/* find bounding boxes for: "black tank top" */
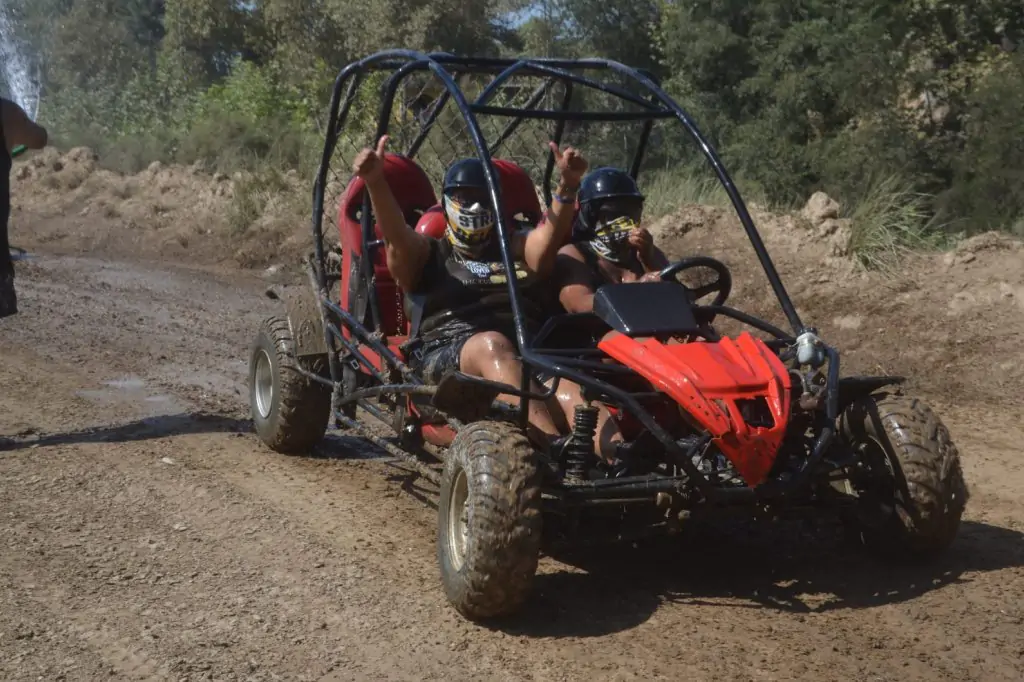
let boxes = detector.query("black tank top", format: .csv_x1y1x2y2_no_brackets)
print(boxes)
404,238,547,344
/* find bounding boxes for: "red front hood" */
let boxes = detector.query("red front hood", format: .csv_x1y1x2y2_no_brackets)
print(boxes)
599,331,792,487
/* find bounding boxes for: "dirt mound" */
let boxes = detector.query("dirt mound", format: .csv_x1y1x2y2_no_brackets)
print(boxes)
649,195,1024,407
9,147,309,269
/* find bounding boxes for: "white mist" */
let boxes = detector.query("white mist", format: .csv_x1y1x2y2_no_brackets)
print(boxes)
0,1,40,120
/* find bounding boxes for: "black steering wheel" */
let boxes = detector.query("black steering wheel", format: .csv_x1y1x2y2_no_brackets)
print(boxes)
657,256,733,308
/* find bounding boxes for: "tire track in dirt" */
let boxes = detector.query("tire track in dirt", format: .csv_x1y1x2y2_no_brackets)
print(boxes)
0,344,644,680
4,344,1023,682
0,556,175,681
3,249,1024,681
1,439,408,680
0,359,626,680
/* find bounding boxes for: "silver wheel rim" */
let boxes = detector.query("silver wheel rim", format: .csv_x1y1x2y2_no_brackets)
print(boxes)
447,468,470,571
254,349,275,419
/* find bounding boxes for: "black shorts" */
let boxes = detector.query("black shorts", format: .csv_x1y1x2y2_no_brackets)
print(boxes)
412,329,476,385
0,269,16,319
409,326,555,388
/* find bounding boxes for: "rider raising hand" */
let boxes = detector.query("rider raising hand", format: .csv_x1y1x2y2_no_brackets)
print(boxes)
350,137,588,446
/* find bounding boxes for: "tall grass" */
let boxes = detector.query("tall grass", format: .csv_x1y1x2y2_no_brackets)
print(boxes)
845,174,950,272
640,166,768,219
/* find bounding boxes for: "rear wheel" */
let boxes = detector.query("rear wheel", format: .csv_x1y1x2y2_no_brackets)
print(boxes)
839,393,968,560
249,315,331,454
437,421,543,620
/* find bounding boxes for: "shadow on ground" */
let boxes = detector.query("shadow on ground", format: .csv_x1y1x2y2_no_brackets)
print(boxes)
0,412,251,451
327,444,1024,641
0,412,393,457
492,518,1024,639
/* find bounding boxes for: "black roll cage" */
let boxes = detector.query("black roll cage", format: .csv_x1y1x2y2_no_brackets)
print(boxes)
308,50,849,500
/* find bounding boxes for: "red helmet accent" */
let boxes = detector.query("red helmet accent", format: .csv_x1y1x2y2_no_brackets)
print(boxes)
491,158,542,225
415,205,448,239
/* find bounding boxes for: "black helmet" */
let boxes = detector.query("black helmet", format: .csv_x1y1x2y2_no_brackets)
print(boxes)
441,158,496,258
578,166,643,206
443,157,488,194
575,167,645,237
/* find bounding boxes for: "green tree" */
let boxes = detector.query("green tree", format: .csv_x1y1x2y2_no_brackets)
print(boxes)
657,1,919,202
160,0,253,86
560,0,662,73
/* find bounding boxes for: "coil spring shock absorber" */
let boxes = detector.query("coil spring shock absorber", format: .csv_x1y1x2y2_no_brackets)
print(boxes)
564,403,598,482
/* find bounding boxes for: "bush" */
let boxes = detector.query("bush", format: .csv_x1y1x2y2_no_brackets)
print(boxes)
934,55,1024,236
175,109,318,176
41,57,324,180
228,168,292,235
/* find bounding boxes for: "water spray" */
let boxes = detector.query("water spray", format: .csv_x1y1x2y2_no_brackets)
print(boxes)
0,1,42,160
0,1,41,269
0,0,42,124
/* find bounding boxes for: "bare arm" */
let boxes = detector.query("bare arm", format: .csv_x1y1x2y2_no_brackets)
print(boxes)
555,244,599,314
364,174,431,291
522,142,588,278
352,136,431,292
1,99,47,151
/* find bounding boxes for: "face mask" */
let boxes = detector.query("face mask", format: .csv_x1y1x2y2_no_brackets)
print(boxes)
588,215,637,264
443,194,494,257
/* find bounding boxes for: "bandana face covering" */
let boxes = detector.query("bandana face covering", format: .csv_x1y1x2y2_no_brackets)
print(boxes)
443,194,494,258
588,214,637,264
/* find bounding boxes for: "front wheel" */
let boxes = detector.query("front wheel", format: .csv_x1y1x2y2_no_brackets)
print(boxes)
437,421,543,620
249,315,332,454
839,393,969,560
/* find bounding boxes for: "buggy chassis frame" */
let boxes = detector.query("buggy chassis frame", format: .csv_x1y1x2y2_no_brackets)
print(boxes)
299,49,888,507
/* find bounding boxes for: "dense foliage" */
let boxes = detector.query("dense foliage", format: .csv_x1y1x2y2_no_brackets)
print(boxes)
1,0,1021,236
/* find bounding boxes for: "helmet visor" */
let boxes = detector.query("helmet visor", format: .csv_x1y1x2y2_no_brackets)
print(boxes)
593,196,643,225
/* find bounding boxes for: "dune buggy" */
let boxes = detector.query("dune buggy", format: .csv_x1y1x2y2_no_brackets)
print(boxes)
246,50,968,621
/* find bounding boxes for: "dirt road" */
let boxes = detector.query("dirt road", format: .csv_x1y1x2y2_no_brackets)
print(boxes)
2,246,1023,681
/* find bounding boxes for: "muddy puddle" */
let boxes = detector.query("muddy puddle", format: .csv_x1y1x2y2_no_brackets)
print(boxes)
76,374,188,418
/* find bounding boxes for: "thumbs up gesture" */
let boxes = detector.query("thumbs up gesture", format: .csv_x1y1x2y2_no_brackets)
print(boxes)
352,135,390,182
548,141,588,187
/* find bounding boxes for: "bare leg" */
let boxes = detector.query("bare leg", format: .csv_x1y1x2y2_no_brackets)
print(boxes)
458,331,562,438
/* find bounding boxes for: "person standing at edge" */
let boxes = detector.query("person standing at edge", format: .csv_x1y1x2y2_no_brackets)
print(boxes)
1,97,49,319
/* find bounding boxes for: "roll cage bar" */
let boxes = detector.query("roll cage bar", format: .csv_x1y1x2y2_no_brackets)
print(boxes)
310,50,826,485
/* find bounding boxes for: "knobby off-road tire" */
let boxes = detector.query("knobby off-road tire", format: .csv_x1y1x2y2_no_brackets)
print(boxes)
249,315,331,455
839,393,969,561
437,421,544,620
